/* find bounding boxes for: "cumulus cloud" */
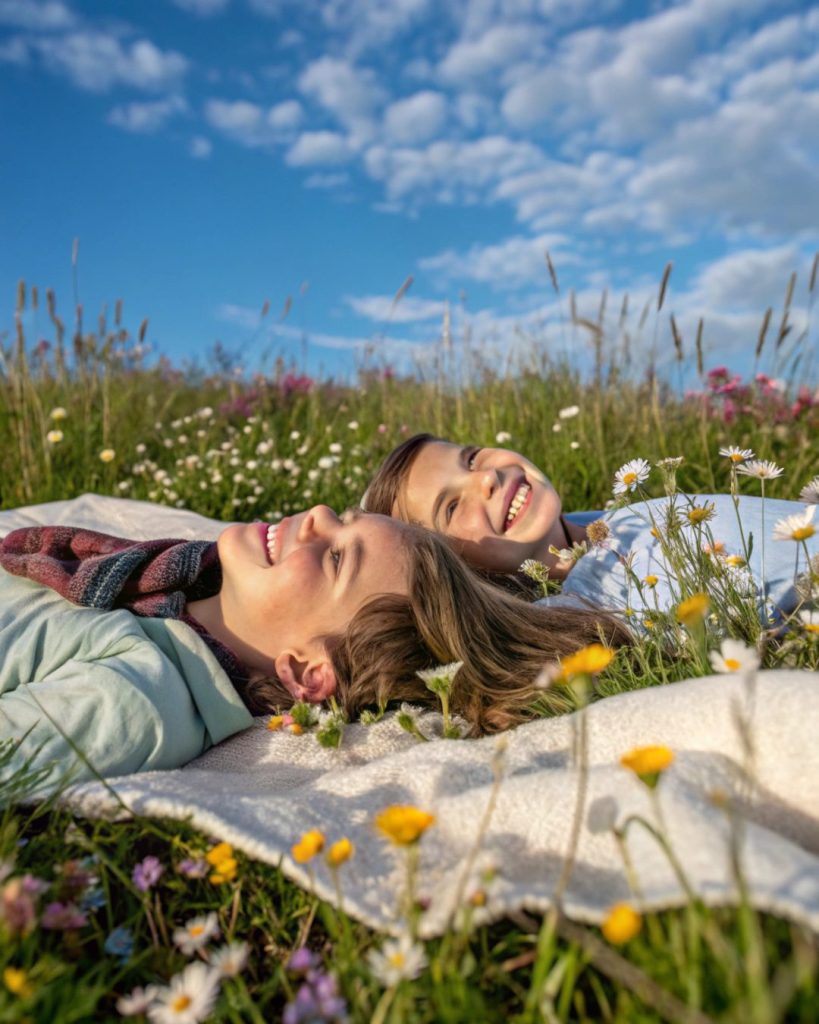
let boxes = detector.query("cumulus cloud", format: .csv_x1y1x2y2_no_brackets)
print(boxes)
268,98,303,128
345,294,446,323
0,0,74,30
170,0,230,14
439,23,540,84
297,56,384,144
383,91,447,144
286,130,352,166
420,233,573,289
190,135,213,158
34,31,188,91
304,171,349,188
108,95,187,133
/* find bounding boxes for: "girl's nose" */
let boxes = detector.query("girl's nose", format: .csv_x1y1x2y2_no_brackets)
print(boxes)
297,505,341,542
479,468,500,500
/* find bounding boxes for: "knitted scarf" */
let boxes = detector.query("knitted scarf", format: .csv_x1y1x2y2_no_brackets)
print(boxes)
0,526,248,686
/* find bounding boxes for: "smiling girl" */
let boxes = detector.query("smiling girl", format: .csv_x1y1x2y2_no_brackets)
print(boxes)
0,502,627,794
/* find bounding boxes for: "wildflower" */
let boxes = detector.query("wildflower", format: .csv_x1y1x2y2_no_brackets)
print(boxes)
558,643,614,679
396,702,428,740
3,966,33,999
1,876,39,934
133,855,164,893
210,941,249,978
558,405,580,419
99,448,116,463
656,456,683,470
620,745,675,788
46,429,64,444
703,540,726,556
375,805,435,845
519,558,550,584
317,456,334,470
601,903,642,944
586,519,610,546
328,443,342,454
719,446,754,463
736,459,784,480
49,406,68,420
612,458,650,495
316,708,346,749
284,972,347,1024
799,476,819,504
416,660,463,696
41,901,88,930
643,575,658,588
552,423,562,432
117,984,159,1016
287,947,320,976
676,592,710,627
709,639,760,674
367,933,428,986
291,829,325,864
347,420,359,430
147,961,220,1024
725,554,746,567
548,540,588,565
177,858,209,879
799,610,819,635
206,842,237,884
686,502,716,525
495,430,512,443
326,838,354,868
173,912,220,956
570,441,580,450
772,505,816,542
105,925,135,962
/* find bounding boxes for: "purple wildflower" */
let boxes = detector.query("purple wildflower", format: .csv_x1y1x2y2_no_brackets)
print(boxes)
283,973,348,1024
287,947,320,976
41,901,88,930
177,858,209,879
132,855,164,893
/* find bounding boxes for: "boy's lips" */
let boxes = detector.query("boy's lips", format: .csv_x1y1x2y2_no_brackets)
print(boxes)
258,519,286,564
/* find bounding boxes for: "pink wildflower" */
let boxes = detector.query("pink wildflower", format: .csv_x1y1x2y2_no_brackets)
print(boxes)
41,901,88,930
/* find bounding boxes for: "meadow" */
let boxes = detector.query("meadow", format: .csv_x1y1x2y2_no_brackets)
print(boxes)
0,271,818,1023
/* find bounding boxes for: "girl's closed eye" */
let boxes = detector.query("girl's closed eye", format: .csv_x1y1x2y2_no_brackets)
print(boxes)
331,547,342,574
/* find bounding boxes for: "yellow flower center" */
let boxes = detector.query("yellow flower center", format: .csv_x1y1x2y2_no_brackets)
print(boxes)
388,953,405,968
172,995,192,1012
730,453,744,462
724,658,741,670
623,472,637,485
792,526,815,541
804,623,819,634
190,925,204,937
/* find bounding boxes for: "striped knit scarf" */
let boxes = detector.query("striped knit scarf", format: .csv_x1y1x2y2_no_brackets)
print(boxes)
0,525,247,686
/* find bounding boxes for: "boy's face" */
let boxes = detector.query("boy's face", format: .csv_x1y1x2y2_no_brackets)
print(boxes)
397,441,565,573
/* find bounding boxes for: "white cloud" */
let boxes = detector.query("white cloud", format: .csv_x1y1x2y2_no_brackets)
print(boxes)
0,0,74,30
345,294,446,323
420,232,573,289
365,135,544,201
171,0,230,14
205,99,268,145
439,23,540,83
304,171,349,188
108,95,187,133
683,244,806,311
268,99,302,128
319,0,429,55
34,31,188,92
286,130,352,166
190,135,213,158
0,35,28,63
297,56,384,142
383,91,446,144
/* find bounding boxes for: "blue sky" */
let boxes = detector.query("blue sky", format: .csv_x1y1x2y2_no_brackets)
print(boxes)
2,0,818,382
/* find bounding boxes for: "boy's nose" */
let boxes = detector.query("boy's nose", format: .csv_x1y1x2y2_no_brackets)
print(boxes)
297,505,341,542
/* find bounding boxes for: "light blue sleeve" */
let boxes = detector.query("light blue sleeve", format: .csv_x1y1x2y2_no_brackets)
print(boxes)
0,644,208,799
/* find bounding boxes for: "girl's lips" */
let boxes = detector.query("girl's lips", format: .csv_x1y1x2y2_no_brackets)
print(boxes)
501,478,533,533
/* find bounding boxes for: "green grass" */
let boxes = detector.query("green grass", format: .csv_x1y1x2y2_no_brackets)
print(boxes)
1,280,818,1022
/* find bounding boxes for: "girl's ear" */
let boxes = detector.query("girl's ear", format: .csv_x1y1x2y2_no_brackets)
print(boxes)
274,651,337,702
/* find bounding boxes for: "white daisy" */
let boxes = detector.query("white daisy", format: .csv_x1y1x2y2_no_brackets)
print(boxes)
736,459,784,480
612,458,651,495
210,942,249,978
172,912,220,956
799,476,819,504
147,963,220,1024
367,933,427,987
416,661,463,695
718,446,754,463
558,405,580,419
117,985,159,1017
772,505,816,542
799,610,819,635
709,639,760,674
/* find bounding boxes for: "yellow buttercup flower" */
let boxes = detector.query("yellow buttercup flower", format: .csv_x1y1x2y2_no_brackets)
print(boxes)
724,554,745,567
3,967,33,998
99,448,116,463
686,502,716,525
602,903,642,944
620,745,675,788
267,715,284,731
291,829,326,863
643,575,658,588
326,837,354,867
206,841,238,883
287,723,304,736
558,643,615,679
375,805,435,846
676,592,710,627
206,842,233,866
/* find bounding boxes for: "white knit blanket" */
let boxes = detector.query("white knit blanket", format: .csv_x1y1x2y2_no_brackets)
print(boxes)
3,496,818,936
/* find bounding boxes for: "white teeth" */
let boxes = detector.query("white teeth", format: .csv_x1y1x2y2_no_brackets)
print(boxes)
506,483,530,525
266,523,279,562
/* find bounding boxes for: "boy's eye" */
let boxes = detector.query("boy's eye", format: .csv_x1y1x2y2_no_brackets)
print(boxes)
331,547,342,574
445,498,459,524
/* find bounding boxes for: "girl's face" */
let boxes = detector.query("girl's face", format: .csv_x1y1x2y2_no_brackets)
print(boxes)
398,441,565,573
213,506,409,700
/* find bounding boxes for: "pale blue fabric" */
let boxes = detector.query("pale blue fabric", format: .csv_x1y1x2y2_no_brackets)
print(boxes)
543,494,817,622
0,568,253,797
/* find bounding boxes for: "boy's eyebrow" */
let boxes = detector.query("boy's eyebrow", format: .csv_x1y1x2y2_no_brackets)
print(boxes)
343,536,364,592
